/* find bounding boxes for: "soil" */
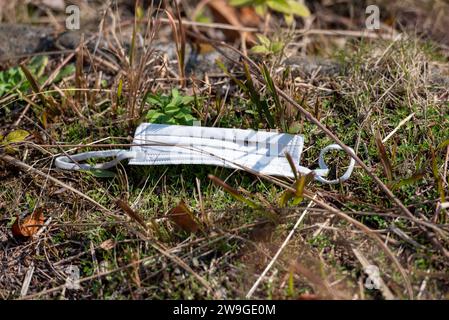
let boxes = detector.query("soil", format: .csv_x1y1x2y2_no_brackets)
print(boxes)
0,24,55,68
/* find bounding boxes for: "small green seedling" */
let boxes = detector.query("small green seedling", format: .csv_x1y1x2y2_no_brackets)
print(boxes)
251,34,284,56
145,88,198,125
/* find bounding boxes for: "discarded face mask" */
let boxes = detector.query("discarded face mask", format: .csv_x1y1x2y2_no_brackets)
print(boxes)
55,123,355,184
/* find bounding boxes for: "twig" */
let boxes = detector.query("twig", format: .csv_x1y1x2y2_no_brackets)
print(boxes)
382,112,415,143
352,248,395,300
304,191,414,299
417,270,430,300
116,199,147,229
153,18,401,40
443,145,449,188
21,235,215,300
191,32,448,258
246,198,315,298
0,154,110,213
20,263,35,298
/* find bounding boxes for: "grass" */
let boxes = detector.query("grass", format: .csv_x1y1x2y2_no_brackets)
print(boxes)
0,1,448,300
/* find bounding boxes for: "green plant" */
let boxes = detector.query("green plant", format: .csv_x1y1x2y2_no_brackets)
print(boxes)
0,129,29,153
216,60,275,129
0,56,47,97
145,89,198,125
251,34,284,55
0,56,74,98
230,0,310,23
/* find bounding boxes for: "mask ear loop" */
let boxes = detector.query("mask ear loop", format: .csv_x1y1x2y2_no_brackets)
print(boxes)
54,150,136,170
314,144,356,184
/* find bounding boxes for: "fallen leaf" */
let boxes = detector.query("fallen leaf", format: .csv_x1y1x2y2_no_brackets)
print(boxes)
168,201,200,233
239,6,261,27
2,129,29,145
207,0,255,43
297,293,320,300
100,239,116,251
12,209,45,238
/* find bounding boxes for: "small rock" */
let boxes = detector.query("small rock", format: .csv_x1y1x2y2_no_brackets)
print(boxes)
0,24,55,68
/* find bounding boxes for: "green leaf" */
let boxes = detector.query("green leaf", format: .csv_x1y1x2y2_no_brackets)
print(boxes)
291,195,304,205
288,121,301,134
146,95,162,106
146,110,166,122
229,0,254,6
261,62,285,131
284,13,294,25
164,105,181,115
279,171,314,207
171,88,179,98
3,129,29,145
251,45,270,54
174,112,187,119
256,34,271,47
117,78,123,99
287,0,310,17
280,190,294,207
53,64,76,83
390,171,426,191
179,106,193,114
176,114,196,125
270,41,284,54
145,89,196,125
438,138,449,149
181,95,194,104
266,0,291,14
242,62,274,128
254,4,268,16
167,95,183,109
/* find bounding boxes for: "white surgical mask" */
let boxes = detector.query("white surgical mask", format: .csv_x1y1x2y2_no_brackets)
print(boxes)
55,123,355,184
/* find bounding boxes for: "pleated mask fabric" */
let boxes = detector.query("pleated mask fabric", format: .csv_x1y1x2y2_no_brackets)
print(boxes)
54,123,355,184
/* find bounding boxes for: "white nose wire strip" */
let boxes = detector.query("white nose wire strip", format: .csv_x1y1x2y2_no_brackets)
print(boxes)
53,124,356,184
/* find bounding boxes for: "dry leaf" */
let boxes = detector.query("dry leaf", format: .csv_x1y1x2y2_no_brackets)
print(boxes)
168,201,200,233
239,6,261,27
207,0,255,43
375,130,393,181
297,293,320,300
12,209,45,238
100,239,116,251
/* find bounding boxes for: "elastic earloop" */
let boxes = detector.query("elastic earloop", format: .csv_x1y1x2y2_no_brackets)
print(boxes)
54,150,136,170
314,144,356,184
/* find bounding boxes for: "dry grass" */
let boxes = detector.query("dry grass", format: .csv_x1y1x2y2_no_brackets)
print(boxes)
0,0,448,300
